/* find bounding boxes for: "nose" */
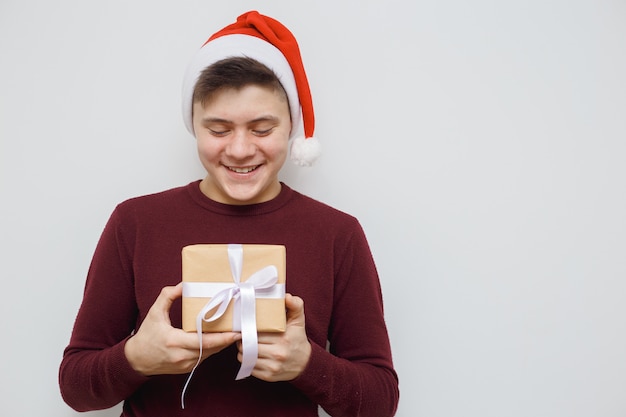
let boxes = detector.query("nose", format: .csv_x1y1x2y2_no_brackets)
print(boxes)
225,130,256,159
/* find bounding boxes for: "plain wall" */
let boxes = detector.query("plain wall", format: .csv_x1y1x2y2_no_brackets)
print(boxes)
1,1,625,416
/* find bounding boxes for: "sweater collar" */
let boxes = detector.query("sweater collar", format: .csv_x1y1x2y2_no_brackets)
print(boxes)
186,180,293,215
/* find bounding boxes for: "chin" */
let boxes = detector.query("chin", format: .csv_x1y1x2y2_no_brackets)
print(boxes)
216,173,280,204
224,185,266,205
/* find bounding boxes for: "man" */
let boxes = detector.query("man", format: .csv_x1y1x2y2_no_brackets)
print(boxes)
60,10,399,416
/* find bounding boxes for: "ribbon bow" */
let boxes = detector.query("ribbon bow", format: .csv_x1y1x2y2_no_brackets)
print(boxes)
181,244,279,408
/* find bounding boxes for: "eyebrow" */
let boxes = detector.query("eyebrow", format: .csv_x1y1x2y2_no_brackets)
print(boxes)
201,116,280,125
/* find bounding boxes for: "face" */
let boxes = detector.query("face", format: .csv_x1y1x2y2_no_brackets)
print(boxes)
192,84,291,205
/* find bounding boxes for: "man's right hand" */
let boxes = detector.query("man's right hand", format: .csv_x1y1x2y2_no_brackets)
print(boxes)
124,282,241,376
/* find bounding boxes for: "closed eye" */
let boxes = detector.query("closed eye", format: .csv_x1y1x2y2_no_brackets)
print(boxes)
252,128,274,137
208,128,230,137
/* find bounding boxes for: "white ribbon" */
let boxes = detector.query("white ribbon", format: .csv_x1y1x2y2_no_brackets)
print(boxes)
180,244,281,408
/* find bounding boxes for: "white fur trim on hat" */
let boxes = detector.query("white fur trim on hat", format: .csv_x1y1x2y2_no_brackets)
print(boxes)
182,35,302,139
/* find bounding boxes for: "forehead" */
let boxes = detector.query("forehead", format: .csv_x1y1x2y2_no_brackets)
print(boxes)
193,85,290,119
197,82,288,105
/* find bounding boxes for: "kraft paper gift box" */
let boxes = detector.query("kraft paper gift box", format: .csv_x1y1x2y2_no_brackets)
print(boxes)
181,244,286,333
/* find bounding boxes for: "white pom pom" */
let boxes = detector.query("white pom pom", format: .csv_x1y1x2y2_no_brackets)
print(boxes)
290,136,321,167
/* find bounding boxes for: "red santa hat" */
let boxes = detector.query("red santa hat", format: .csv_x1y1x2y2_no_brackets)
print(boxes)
182,10,321,166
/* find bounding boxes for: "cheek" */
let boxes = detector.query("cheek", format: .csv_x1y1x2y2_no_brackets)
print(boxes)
271,128,291,158
268,139,289,161
196,138,219,161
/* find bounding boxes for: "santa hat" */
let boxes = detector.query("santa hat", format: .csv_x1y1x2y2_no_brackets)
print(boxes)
182,10,320,166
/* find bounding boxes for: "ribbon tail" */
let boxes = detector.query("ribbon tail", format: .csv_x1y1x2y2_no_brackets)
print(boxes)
235,283,258,380
181,287,236,409
180,314,205,409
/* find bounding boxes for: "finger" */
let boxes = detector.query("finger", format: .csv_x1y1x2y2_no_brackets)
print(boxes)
152,283,183,314
179,331,241,351
201,332,241,360
285,293,305,323
255,331,280,345
202,331,241,348
144,283,183,327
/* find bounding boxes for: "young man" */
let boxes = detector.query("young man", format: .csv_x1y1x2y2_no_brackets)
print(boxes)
59,10,399,417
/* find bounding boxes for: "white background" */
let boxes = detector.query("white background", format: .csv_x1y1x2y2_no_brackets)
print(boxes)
1,1,625,416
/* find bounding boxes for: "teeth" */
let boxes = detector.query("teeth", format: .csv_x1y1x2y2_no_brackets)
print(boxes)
229,165,257,173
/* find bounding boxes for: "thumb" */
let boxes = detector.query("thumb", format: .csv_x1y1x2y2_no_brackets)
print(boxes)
285,293,305,325
150,282,183,323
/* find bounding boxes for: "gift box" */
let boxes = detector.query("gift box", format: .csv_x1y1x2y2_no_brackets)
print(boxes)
181,243,286,333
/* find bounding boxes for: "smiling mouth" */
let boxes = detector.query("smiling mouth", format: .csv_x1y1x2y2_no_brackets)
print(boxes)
227,165,260,174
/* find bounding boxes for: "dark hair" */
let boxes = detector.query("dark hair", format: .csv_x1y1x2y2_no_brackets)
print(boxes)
193,56,289,109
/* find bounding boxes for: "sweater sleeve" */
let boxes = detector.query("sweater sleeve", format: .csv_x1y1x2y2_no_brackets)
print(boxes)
59,206,149,411
290,221,400,417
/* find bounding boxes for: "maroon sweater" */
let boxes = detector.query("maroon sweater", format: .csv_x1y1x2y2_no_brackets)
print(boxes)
59,181,399,416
